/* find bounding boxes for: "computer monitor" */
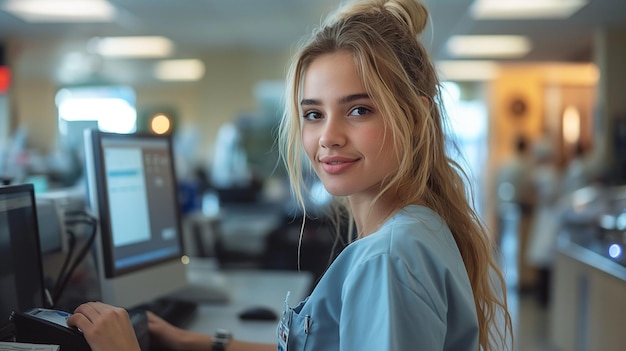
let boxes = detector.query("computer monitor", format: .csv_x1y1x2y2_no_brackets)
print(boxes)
0,183,46,331
83,129,188,308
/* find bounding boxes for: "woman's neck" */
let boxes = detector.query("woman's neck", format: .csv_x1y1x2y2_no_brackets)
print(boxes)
349,194,399,238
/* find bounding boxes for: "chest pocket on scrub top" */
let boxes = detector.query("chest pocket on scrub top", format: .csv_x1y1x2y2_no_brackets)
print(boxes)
277,296,311,351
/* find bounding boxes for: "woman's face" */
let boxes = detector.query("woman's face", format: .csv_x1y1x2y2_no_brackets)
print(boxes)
301,51,398,199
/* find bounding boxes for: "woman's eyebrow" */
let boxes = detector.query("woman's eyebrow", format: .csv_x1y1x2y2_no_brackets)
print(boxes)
300,93,370,106
338,93,369,104
300,98,319,106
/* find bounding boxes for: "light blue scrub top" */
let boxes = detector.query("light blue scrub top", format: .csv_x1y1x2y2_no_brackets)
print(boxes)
278,205,479,351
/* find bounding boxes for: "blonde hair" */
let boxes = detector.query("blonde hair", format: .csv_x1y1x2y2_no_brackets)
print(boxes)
278,0,512,349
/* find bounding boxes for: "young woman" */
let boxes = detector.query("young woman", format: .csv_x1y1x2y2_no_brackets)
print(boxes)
67,0,512,350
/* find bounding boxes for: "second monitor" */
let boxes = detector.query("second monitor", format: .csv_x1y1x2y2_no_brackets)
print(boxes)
83,129,228,309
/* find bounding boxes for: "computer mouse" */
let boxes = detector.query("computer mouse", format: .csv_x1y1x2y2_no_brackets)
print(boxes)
238,306,278,321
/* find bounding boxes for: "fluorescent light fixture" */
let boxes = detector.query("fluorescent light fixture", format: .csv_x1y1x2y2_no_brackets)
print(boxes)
88,36,174,58
2,0,116,22
472,0,588,19
446,35,531,59
436,60,499,81
154,59,205,81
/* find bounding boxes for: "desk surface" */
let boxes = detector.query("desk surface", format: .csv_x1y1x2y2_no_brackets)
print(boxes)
184,261,313,343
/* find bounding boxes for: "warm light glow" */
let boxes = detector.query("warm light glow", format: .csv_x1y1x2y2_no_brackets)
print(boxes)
436,60,499,81
154,59,205,81
447,35,531,58
562,105,581,145
150,114,172,135
472,0,588,19
2,0,116,22
88,36,174,58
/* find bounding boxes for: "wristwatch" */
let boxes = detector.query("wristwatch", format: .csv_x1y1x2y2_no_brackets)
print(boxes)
212,328,233,351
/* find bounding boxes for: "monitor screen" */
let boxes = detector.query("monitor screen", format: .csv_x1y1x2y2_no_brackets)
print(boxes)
83,130,188,308
0,183,46,329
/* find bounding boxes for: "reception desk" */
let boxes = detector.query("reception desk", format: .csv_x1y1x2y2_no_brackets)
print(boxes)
183,259,313,343
549,225,626,350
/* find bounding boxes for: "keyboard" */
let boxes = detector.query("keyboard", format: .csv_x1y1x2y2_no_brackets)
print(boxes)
127,309,150,351
130,297,198,328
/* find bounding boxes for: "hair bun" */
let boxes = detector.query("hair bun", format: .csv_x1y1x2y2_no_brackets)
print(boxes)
383,0,429,37
328,0,429,37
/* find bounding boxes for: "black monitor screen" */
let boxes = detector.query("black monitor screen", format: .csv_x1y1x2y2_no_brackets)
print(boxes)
0,184,45,328
86,131,184,278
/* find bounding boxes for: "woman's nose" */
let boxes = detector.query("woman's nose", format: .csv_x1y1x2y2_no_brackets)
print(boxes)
319,117,346,148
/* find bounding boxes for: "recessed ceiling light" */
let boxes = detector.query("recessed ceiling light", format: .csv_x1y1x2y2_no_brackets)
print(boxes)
154,59,205,81
436,60,499,81
446,35,531,59
2,0,116,22
472,0,588,19
88,36,174,58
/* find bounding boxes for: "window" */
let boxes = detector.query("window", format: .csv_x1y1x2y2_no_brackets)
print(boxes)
55,86,137,155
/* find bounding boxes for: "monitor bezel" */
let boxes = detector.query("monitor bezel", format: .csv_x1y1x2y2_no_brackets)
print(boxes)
85,130,186,279
0,183,46,314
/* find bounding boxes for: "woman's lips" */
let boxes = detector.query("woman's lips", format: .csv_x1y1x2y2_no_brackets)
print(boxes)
319,156,359,174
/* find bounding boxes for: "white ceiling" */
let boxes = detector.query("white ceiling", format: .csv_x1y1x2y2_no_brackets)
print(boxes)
0,0,625,84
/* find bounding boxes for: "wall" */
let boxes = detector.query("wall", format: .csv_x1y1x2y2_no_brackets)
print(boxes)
8,48,292,166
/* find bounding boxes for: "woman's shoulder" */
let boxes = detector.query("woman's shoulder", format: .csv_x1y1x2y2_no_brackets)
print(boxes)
348,205,458,264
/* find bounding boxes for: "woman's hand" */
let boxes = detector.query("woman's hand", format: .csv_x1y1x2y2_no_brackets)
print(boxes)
67,302,141,351
147,311,187,349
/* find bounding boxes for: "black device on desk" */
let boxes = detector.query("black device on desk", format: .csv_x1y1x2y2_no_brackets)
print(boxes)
11,308,89,350
11,307,150,351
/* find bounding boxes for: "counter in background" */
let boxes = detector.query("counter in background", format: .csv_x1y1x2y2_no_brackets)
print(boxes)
549,186,626,351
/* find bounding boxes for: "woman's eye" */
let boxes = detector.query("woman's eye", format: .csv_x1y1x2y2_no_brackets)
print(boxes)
303,111,322,120
350,106,371,116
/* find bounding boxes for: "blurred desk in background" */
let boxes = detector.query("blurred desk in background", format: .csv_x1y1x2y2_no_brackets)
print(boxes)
184,203,285,268
185,259,313,343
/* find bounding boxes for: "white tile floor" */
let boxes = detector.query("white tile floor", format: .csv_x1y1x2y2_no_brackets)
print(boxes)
499,206,557,351
509,289,555,351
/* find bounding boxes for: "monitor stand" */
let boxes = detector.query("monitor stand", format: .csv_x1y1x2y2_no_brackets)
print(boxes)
166,257,231,304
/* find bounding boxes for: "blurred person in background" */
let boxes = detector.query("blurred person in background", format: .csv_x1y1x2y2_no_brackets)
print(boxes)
495,135,534,246
526,138,561,306
561,143,589,196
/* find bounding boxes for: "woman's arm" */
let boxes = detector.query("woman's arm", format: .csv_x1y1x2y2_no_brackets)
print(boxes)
69,302,276,351
148,309,276,351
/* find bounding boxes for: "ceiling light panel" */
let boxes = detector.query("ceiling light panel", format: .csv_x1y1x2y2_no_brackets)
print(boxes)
436,60,499,81
2,0,116,22
154,59,205,81
471,0,588,19
446,35,532,59
88,36,174,58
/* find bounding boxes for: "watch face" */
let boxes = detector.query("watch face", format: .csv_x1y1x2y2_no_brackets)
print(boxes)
216,329,232,340
213,329,232,351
